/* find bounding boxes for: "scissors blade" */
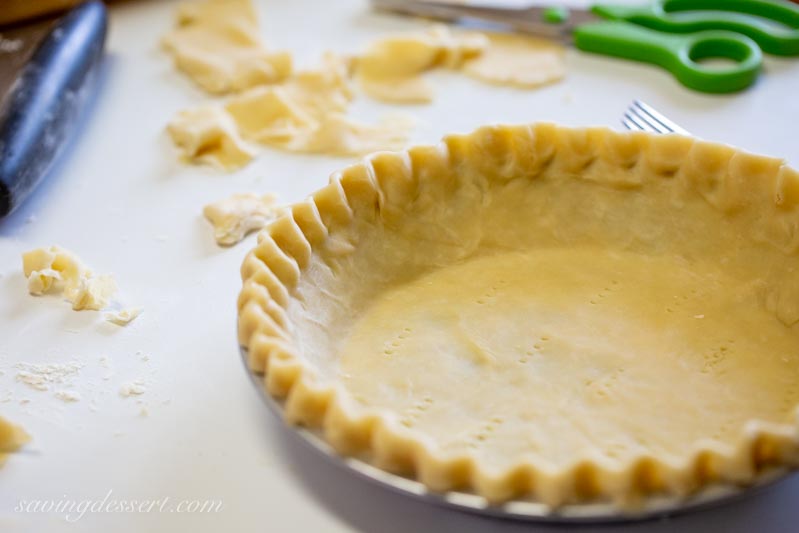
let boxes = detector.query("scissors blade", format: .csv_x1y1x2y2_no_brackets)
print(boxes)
370,0,602,43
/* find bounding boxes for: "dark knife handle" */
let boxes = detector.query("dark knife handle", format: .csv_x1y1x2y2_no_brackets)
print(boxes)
0,1,107,218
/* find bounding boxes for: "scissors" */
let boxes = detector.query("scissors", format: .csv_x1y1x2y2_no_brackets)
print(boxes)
371,0,799,93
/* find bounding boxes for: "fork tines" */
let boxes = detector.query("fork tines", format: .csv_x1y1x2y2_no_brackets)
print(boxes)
622,100,690,135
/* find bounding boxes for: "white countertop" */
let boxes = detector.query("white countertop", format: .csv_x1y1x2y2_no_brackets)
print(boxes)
2,1,799,531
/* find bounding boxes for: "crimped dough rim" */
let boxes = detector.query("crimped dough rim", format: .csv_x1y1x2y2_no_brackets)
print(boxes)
238,123,799,508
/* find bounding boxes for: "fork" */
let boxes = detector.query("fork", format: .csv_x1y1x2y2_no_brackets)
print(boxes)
621,100,690,135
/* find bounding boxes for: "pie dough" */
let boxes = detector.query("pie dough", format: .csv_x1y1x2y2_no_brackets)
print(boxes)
162,0,291,94
354,25,566,103
203,192,281,246
461,33,566,88
297,113,415,158
23,246,117,311
238,124,799,507
105,307,143,326
355,25,487,104
0,416,29,467
168,106,257,170
169,55,413,168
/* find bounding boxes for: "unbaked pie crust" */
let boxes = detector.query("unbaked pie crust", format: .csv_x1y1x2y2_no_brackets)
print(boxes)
238,124,799,508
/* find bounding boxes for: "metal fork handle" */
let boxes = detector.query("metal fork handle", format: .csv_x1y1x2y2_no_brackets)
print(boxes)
372,0,528,23
370,0,574,39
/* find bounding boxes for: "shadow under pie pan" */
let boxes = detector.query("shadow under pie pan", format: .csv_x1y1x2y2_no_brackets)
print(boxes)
237,123,799,522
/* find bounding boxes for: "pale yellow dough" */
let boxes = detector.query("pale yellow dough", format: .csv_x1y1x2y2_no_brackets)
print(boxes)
341,248,799,472
298,113,415,157
168,106,257,170
354,25,566,103
203,192,281,246
169,55,413,169
105,307,143,326
163,2,567,169
356,25,487,103
162,0,291,94
462,33,566,88
357,75,434,105
238,124,799,506
223,54,353,146
23,246,117,311
0,416,30,467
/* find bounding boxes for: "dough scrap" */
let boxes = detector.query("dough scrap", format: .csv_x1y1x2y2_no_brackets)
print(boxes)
461,32,566,88
22,246,117,311
162,0,291,94
64,276,117,312
105,307,143,326
119,381,146,397
0,416,30,467
298,113,415,157
168,106,257,171
223,54,353,145
356,25,487,103
203,193,281,246
169,55,413,169
357,75,434,105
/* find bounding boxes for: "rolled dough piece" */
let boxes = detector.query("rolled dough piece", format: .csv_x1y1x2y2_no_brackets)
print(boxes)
358,75,434,105
169,54,412,167
162,0,292,94
203,193,281,246
461,32,566,88
356,25,487,104
168,106,257,170
223,53,353,144
295,113,414,156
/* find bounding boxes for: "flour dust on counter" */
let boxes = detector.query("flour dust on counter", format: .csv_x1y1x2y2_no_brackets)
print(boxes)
119,380,147,398
15,361,85,394
53,390,81,403
21,246,141,326
0,342,161,426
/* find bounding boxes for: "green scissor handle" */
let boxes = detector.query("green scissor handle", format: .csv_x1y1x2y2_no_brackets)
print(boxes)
573,21,762,93
593,0,799,56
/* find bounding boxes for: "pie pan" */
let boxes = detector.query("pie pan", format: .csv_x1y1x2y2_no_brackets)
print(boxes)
237,123,799,519
240,347,792,523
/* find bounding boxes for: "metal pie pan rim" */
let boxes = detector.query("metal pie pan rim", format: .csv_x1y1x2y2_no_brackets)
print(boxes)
239,346,793,524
